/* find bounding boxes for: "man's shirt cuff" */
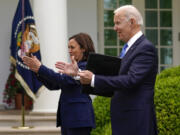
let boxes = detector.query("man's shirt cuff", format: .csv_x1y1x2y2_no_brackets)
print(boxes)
91,74,95,87
73,68,81,80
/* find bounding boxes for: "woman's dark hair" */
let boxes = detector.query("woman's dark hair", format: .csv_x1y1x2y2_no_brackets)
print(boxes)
69,33,95,61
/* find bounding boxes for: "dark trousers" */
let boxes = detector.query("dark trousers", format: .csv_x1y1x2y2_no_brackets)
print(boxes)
61,127,92,135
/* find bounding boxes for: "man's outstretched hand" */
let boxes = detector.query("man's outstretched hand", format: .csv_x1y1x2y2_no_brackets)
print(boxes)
78,70,93,84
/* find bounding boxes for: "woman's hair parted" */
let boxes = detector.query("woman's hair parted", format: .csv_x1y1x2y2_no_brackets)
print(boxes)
69,33,95,61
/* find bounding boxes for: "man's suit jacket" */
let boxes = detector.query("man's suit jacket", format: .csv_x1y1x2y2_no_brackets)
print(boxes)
94,35,158,135
36,61,95,129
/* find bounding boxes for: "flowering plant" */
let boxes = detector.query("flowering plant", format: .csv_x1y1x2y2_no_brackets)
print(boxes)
3,64,23,107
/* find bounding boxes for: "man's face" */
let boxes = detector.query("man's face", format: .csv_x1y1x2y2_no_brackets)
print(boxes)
114,11,132,42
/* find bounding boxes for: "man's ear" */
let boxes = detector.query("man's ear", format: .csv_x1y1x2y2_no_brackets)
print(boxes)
133,18,137,25
130,18,134,25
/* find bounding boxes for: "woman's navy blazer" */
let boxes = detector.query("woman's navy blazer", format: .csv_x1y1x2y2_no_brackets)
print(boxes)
36,61,95,128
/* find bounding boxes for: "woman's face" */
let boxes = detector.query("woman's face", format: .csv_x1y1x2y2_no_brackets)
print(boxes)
68,38,85,62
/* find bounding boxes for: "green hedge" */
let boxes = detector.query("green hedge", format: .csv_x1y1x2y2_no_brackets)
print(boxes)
91,66,180,135
155,66,180,135
91,96,111,135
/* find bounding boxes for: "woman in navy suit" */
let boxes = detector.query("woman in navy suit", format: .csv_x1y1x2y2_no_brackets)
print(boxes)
22,33,95,135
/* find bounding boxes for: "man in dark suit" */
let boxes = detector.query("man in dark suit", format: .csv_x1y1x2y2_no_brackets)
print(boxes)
57,5,158,135
78,5,158,135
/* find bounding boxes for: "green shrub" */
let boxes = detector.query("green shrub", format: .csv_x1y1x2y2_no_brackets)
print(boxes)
101,122,112,135
91,123,112,135
155,66,180,135
157,66,180,80
91,96,111,135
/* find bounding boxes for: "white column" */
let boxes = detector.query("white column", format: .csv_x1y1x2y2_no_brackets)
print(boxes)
32,0,68,112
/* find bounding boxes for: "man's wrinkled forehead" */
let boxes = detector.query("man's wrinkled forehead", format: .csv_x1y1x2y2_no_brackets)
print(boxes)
114,11,126,21
116,9,127,16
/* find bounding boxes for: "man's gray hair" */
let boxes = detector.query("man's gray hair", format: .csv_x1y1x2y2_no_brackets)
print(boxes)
114,5,143,26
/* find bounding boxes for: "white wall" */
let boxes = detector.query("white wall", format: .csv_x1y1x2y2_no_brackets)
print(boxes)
67,0,97,100
0,0,18,106
67,0,98,52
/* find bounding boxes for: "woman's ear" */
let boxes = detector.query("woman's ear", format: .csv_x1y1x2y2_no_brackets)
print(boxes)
82,48,85,53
